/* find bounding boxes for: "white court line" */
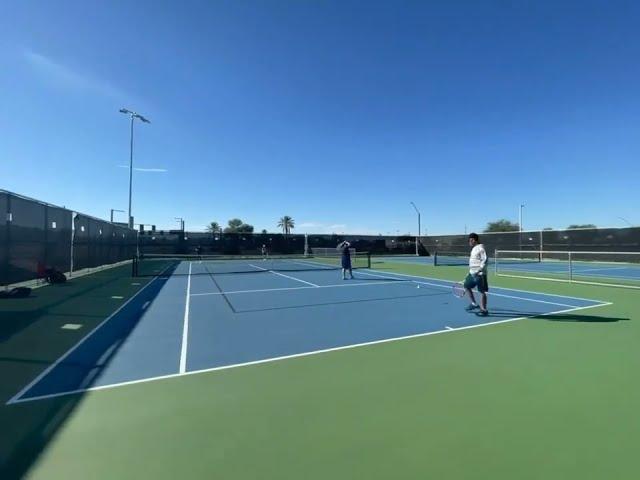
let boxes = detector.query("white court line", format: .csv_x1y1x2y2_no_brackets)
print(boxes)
7,301,611,405
248,264,320,287
190,280,411,297
191,267,609,307
179,262,192,374
445,326,454,331
361,268,612,305
6,272,168,405
289,259,336,270
356,270,581,308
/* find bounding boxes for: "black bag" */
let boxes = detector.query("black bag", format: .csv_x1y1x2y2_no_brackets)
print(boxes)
0,287,32,299
45,268,67,284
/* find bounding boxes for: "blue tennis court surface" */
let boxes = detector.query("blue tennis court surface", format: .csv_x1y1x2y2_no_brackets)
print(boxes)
378,255,640,283
9,264,607,404
497,260,640,281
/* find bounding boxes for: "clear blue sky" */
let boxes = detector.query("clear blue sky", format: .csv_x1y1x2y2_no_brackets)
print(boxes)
1,0,638,235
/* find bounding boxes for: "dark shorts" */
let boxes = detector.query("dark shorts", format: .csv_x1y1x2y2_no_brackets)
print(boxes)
464,272,489,293
341,256,352,269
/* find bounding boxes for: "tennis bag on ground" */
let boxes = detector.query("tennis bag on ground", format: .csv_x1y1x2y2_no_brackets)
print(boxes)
0,287,32,299
45,268,67,284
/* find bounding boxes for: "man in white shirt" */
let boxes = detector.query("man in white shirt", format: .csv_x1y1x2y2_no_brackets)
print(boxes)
464,233,489,316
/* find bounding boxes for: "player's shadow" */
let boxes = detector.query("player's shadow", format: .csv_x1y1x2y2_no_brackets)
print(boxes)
480,308,628,323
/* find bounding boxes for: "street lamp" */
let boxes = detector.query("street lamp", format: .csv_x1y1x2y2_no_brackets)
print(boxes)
119,108,150,229
110,209,125,223
410,202,421,256
519,203,525,252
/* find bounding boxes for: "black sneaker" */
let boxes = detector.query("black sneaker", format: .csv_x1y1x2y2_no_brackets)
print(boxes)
465,304,479,312
476,309,489,317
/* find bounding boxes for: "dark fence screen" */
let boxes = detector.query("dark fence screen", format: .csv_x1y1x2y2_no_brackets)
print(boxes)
137,227,640,260
0,192,8,285
0,190,137,286
138,231,414,257
422,227,640,257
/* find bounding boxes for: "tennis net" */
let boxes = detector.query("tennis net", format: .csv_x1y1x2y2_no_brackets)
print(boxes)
434,250,542,267
433,251,471,266
494,250,542,267
133,252,371,277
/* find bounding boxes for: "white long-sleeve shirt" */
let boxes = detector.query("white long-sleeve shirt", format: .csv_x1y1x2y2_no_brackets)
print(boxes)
469,244,488,274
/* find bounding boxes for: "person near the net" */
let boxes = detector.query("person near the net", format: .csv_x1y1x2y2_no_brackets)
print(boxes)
464,233,489,316
338,241,354,280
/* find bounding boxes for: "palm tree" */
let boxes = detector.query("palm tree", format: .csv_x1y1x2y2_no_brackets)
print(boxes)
206,221,221,234
277,216,295,235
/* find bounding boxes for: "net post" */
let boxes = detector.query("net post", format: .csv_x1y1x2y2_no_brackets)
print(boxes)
434,252,438,267
366,252,371,269
494,249,498,274
568,251,573,282
539,230,543,251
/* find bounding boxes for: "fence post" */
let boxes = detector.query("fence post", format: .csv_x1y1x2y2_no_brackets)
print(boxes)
3,193,11,286
70,212,77,277
44,205,49,270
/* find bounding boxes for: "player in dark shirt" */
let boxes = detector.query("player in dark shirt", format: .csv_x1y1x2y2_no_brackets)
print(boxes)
337,241,354,280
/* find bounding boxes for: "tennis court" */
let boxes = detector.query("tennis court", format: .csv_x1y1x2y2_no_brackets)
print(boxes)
7,256,607,404
3,255,638,480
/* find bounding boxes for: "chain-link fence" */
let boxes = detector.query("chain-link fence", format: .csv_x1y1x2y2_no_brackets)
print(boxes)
0,190,137,286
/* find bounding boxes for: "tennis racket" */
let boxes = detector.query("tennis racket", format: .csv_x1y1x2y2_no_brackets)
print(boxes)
452,281,466,298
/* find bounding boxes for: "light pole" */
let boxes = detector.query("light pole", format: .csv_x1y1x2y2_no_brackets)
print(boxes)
410,202,421,256
519,203,525,252
110,209,125,223
175,217,185,232
119,108,150,229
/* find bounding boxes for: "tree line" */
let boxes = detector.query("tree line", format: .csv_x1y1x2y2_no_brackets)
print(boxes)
483,220,597,233
207,216,296,235
206,217,599,235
